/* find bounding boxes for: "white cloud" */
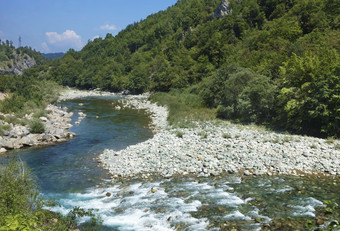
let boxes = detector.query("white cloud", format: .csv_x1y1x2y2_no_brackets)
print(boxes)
45,30,83,50
100,24,118,31
41,42,50,52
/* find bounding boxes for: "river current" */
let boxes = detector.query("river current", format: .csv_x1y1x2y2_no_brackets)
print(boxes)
4,96,340,230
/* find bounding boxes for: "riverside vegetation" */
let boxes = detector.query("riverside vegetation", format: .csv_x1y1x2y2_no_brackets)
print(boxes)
35,0,340,138
1,0,340,230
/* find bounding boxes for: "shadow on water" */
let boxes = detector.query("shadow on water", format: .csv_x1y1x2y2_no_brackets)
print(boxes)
5,95,153,193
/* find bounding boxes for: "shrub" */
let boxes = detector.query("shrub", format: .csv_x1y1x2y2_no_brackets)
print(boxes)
4,116,19,125
0,157,39,220
176,130,184,138
0,157,102,230
33,108,47,119
28,119,45,134
198,131,208,138
222,133,232,139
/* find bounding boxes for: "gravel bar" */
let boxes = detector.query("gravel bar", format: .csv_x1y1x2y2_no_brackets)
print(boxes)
100,94,340,178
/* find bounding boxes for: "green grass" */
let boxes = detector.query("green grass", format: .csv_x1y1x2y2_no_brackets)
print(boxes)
335,144,340,150
176,130,184,138
198,131,208,139
149,89,216,128
0,156,102,230
28,119,45,134
222,133,232,139
33,108,47,119
325,137,335,144
4,115,19,125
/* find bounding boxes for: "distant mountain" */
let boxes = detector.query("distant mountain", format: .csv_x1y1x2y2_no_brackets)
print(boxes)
42,52,65,60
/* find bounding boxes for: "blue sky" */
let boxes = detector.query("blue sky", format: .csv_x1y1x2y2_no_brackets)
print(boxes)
0,0,178,53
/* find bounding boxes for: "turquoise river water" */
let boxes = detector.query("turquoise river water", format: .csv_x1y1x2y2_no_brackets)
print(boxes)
3,96,340,230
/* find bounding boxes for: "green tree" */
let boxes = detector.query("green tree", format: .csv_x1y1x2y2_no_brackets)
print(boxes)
277,49,340,136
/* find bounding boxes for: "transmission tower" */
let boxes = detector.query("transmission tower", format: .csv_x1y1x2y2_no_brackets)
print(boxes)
18,36,22,47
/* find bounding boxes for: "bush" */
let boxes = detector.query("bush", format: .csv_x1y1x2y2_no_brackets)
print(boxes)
216,105,234,119
4,115,19,125
0,157,102,230
0,157,39,221
33,108,47,119
176,130,184,138
28,119,45,134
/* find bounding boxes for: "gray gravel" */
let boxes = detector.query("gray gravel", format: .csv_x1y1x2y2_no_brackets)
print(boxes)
100,95,339,178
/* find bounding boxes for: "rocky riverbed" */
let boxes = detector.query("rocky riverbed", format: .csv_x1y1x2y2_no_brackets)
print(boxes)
100,94,340,178
0,104,75,153
0,89,113,153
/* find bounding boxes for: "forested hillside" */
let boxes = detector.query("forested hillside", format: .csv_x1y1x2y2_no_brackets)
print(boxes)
39,0,339,137
0,41,48,75
0,42,57,120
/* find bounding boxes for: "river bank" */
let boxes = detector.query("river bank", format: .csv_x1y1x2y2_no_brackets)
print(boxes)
100,94,340,178
0,88,116,153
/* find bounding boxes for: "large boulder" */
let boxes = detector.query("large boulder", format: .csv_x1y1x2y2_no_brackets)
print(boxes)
0,138,14,149
9,125,30,138
21,134,39,146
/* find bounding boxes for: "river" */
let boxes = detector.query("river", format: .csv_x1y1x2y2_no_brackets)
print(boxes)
4,96,340,230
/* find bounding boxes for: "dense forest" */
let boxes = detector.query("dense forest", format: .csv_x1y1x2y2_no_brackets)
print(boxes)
9,0,340,138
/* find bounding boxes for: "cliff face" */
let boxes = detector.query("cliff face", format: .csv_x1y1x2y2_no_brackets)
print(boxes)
213,0,231,19
0,52,36,75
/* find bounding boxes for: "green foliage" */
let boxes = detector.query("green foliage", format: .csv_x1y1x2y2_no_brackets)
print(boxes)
0,157,102,230
277,48,339,136
201,64,277,123
0,157,39,224
176,130,184,138
28,119,45,134
4,116,19,125
150,89,216,127
22,0,338,137
222,133,232,139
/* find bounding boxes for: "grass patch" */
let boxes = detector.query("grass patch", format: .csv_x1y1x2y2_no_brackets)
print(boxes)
149,89,216,128
0,124,10,136
176,130,184,138
222,133,232,139
198,131,208,139
33,108,47,119
4,115,19,125
28,119,45,134
335,144,340,150
325,137,335,144
283,136,293,143
310,143,317,149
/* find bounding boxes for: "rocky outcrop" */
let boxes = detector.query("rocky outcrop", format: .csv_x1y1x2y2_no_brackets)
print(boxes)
213,0,231,19
0,104,75,153
0,53,36,75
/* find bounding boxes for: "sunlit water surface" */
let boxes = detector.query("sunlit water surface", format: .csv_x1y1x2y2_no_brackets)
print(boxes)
4,96,339,230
